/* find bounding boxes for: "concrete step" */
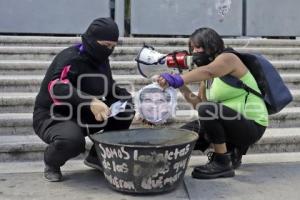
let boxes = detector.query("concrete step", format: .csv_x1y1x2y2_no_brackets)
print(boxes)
2,152,300,174
1,90,299,113
0,128,299,162
1,46,300,61
1,107,300,136
168,108,300,129
1,36,300,47
1,60,300,75
0,113,33,136
0,74,298,93
271,60,300,74
0,60,137,75
0,93,36,113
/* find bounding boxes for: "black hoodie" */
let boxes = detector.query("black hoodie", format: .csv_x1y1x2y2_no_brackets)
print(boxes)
33,18,131,133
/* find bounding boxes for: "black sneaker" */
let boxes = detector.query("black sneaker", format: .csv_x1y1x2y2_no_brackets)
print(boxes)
44,164,62,182
84,154,103,171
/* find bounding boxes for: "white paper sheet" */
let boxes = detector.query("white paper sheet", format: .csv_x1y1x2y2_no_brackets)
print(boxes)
108,100,128,117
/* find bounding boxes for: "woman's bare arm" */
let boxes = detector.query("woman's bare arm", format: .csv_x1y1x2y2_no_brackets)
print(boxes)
179,82,205,109
182,53,247,84
199,81,207,102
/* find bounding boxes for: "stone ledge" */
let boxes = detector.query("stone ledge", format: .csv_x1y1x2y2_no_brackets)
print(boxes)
0,74,298,86
0,128,300,162
1,36,300,47
1,46,300,54
1,108,300,133
0,90,299,106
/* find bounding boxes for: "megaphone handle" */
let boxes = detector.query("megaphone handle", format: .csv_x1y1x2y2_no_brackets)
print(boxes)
172,52,179,67
177,68,183,74
171,52,183,74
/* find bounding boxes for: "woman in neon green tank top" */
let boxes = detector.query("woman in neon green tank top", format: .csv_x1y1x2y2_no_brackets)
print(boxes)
158,28,268,179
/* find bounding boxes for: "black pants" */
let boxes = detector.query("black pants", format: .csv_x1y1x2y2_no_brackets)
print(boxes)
34,105,135,168
181,102,266,154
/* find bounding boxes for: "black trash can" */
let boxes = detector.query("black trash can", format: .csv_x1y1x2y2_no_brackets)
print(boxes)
89,128,198,194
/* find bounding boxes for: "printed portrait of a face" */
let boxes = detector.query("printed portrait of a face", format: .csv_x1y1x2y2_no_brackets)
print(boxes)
138,87,172,124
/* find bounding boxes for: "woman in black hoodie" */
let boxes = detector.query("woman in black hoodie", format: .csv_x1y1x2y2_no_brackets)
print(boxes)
33,18,135,182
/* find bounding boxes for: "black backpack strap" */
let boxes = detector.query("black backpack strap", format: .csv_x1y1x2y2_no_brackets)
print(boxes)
222,47,237,54
220,75,263,99
221,47,264,99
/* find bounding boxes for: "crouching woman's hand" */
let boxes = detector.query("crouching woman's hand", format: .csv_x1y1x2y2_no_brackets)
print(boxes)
90,98,111,121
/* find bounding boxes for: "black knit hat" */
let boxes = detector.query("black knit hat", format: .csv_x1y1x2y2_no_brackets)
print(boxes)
83,17,119,42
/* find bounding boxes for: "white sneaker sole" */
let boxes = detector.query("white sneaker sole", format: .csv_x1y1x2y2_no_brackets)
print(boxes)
83,159,103,172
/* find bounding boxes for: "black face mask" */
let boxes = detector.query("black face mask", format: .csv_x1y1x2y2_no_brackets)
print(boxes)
192,52,213,67
82,35,114,63
81,18,119,64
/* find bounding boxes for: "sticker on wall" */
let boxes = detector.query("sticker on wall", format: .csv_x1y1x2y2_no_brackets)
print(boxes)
215,0,232,22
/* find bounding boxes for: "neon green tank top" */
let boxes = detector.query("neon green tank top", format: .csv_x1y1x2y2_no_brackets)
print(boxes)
206,71,269,127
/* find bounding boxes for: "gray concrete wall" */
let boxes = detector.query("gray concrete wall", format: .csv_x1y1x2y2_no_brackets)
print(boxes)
246,0,300,36
115,0,125,36
1,0,300,36
0,0,110,34
130,0,243,36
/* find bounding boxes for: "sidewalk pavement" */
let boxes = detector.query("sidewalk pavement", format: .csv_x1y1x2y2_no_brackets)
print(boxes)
0,153,300,200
